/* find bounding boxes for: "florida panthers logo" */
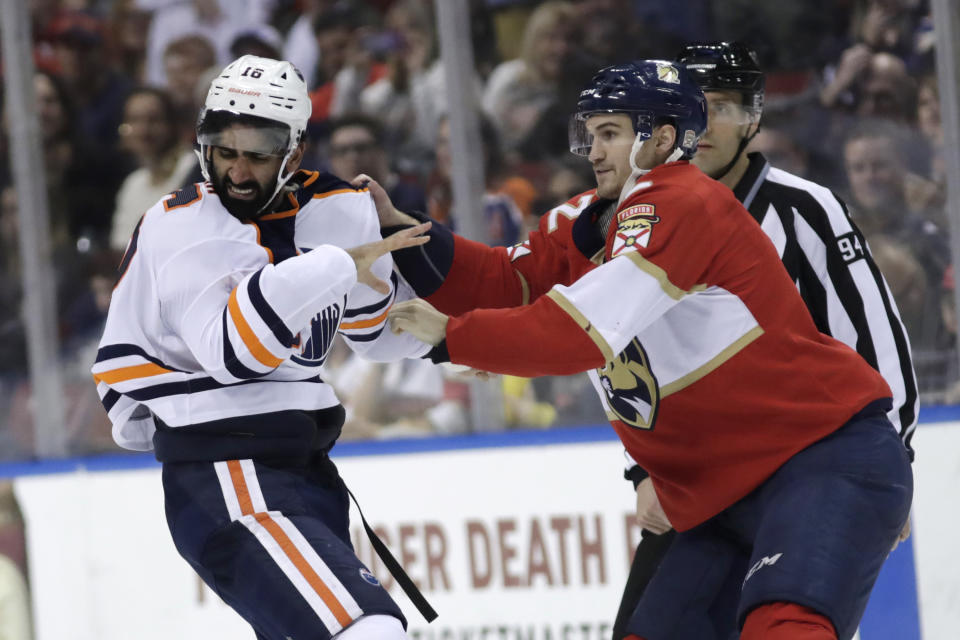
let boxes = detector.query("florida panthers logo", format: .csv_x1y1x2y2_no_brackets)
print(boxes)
290,301,342,367
656,63,680,84
612,204,660,257
597,338,660,429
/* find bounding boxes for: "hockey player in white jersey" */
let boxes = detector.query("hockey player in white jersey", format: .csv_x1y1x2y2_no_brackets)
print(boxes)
92,56,431,639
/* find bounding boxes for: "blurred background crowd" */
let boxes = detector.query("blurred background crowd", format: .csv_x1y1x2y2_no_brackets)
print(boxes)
0,0,956,462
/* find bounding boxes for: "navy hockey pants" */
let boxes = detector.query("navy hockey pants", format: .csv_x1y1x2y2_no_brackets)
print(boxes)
627,400,913,640
160,453,404,639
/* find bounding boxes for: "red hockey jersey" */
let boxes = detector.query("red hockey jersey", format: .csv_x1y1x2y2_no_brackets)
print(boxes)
422,160,890,531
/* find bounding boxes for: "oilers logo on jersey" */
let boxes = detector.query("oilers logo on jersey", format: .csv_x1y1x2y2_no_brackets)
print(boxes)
290,300,344,366
597,338,660,429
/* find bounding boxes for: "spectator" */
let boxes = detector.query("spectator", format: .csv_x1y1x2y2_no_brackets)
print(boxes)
857,51,917,121
916,72,946,216
107,0,153,83
747,125,810,179
31,70,127,244
850,0,924,61
427,115,532,247
48,10,133,147
143,0,270,87
482,1,575,152
326,113,427,214
868,235,931,351
322,339,469,440
307,3,387,127
842,120,949,347
229,24,284,61
110,87,198,251
359,0,471,171
280,0,335,91
161,34,217,141
821,48,917,123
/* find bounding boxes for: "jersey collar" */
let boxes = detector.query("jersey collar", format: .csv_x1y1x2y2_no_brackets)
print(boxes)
732,152,770,210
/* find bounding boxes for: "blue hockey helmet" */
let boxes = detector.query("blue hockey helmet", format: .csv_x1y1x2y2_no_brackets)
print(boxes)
569,60,707,159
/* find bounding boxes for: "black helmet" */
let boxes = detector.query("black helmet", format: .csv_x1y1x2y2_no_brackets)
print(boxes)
675,42,764,115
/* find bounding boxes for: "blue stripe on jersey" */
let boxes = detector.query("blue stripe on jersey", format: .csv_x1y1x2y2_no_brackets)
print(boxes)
343,327,384,343
221,308,273,380
122,374,325,402
95,344,187,371
102,388,120,412
343,272,397,318
247,269,295,347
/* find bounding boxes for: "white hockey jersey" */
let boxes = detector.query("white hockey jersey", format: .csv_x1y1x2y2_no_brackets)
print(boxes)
92,170,429,451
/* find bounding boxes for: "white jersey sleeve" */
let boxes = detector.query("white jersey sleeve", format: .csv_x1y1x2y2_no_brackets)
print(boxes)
158,239,357,383
294,184,431,362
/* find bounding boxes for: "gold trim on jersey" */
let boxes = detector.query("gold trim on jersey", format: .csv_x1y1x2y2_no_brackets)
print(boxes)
546,289,614,362
660,326,765,397
624,252,707,300
515,270,530,305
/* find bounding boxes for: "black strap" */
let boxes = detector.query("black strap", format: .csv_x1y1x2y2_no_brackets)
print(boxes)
346,488,438,623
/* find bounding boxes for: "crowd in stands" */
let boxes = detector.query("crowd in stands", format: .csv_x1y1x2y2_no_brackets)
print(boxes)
0,0,954,461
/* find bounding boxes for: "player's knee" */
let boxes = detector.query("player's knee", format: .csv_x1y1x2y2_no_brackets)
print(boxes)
741,602,837,640
335,614,408,639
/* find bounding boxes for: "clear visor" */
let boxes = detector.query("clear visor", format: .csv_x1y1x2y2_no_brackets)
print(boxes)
706,100,761,126
568,111,652,156
197,116,291,157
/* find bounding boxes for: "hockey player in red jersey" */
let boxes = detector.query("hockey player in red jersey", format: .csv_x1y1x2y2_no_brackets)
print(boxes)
370,60,913,640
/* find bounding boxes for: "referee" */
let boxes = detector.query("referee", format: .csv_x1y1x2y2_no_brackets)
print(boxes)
613,42,919,640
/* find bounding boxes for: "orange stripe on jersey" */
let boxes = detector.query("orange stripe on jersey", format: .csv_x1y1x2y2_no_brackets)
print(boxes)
259,193,301,221
226,460,354,628
340,306,390,330
254,512,354,626
313,187,367,201
94,362,173,385
226,460,255,515
228,287,284,368
301,170,320,187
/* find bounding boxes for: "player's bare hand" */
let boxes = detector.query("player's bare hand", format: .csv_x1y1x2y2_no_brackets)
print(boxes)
891,514,911,552
388,298,449,346
442,362,494,380
351,174,421,228
346,223,431,294
635,477,672,534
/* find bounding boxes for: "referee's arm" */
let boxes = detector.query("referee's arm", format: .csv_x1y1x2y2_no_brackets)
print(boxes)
777,181,918,460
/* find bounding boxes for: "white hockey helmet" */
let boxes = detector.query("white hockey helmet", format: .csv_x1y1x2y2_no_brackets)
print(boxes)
196,55,312,212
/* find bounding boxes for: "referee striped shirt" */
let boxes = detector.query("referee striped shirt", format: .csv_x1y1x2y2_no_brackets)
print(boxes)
733,152,918,458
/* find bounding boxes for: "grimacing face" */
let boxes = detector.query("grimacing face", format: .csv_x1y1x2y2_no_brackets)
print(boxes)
585,113,635,200
693,90,756,179
208,124,299,219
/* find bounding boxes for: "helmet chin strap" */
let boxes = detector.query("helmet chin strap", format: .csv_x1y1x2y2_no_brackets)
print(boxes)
618,133,684,206
256,147,297,216
713,123,760,182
